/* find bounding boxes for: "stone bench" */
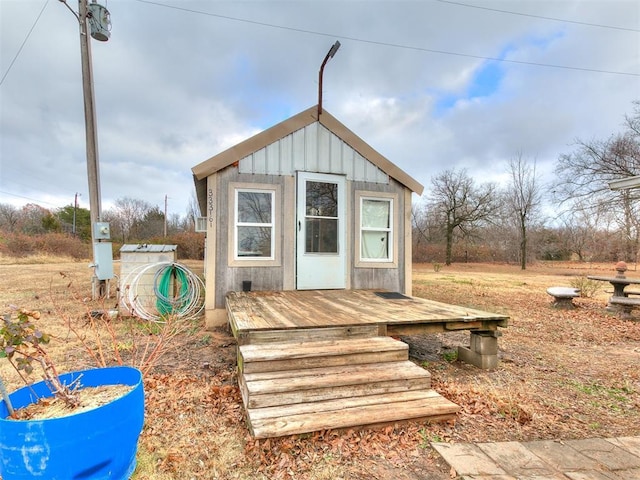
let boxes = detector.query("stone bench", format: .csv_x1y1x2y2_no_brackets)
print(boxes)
608,296,640,320
546,287,580,309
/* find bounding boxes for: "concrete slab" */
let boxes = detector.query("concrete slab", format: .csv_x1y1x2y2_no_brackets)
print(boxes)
606,437,640,459
564,471,617,480
567,438,640,470
526,439,601,471
477,441,561,478
433,437,640,480
614,467,640,480
431,443,507,476
460,476,516,480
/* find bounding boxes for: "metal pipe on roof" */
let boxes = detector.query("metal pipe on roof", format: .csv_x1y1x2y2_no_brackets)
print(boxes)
318,41,341,118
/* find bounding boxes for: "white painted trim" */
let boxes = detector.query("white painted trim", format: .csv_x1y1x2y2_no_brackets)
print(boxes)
204,175,217,312
296,172,347,289
609,175,640,190
228,182,282,267
354,190,399,269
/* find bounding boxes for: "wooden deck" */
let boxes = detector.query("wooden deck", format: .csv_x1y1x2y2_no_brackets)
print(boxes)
226,289,509,439
227,289,509,343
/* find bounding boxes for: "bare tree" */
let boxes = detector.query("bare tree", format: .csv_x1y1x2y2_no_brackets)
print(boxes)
0,204,20,233
553,102,640,260
558,201,618,262
104,197,153,243
505,154,543,270
19,204,49,235
186,191,200,231
428,168,499,265
411,202,447,262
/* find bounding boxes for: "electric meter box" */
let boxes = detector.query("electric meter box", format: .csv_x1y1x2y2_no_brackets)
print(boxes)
94,222,111,240
93,242,114,280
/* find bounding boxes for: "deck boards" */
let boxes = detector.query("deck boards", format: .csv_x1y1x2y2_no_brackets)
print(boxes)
227,289,506,438
227,289,508,337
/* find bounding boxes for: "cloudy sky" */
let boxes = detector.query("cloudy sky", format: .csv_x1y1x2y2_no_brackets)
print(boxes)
1,0,638,219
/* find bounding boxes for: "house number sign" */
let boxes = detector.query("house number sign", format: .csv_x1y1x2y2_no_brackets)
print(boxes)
208,188,214,226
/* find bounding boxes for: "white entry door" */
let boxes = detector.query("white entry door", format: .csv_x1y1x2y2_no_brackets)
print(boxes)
296,172,346,289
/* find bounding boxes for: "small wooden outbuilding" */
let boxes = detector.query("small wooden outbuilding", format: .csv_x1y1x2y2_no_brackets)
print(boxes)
192,106,424,328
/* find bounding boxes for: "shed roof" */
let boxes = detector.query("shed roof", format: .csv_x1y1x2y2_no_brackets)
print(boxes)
191,106,424,195
120,244,178,253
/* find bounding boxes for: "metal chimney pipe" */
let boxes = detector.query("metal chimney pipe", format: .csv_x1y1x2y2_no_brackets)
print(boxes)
318,41,341,118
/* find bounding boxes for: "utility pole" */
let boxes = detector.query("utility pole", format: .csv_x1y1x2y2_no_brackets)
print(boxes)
164,194,168,237
61,0,112,298
78,0,102,235
73,192,80,235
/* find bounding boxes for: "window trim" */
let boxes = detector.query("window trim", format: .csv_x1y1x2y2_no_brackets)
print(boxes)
228,182,281,267
355,190,398,268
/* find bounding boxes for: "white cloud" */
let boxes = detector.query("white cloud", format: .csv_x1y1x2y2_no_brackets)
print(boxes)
1,0,638,216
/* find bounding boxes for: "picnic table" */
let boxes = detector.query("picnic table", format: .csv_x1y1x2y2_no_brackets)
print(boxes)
587,261,640,297
588,262,640,318
587,274,640,297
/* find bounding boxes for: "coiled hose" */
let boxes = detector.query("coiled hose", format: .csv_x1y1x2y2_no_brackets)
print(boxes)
120,262,205,322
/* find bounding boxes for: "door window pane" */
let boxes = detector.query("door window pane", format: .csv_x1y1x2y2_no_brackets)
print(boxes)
305,180,339,254
306,182,338,217
305,218,338,253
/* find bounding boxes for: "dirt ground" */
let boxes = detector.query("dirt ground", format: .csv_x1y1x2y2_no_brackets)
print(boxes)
1,258,639,479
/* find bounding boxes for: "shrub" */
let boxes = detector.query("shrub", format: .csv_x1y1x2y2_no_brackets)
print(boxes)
570,275,600,298
170,232,205,260
1,233,36,257
0,233,90,259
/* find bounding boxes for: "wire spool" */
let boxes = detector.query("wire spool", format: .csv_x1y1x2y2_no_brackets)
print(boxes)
120,262,204,322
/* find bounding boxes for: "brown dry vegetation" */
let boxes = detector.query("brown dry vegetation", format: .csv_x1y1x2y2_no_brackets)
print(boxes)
0,258,639,479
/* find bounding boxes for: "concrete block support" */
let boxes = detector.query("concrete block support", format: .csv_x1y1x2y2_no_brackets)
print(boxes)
458,330,501,369
205,308,228,329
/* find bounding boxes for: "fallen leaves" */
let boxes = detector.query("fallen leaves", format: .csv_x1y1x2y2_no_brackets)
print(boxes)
5,261,639,479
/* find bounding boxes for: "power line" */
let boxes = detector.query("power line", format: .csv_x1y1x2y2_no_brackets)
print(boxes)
0,0,50,87
434,0,640,33
134,0,639,77
0,189,61,208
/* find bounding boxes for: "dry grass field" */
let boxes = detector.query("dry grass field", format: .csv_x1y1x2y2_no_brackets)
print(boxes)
0,256,639,479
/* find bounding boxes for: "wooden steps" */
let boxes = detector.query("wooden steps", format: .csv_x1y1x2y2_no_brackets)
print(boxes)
248,390,458,439
237,336,460,438
239,336,407,373
240,361,432,408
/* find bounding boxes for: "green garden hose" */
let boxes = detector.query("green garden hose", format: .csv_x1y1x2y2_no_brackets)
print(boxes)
155,264,192,317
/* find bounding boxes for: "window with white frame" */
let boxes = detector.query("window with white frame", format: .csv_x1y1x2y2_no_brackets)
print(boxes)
360,196,393,262
234,188,275,260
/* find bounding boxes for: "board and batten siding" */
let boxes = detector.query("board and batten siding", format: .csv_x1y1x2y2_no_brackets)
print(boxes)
214,169,288,309
212,171,408,309
238,122,389,185
206,123,413,312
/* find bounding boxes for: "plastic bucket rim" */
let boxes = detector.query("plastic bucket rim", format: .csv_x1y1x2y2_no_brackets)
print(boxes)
0,365,143,423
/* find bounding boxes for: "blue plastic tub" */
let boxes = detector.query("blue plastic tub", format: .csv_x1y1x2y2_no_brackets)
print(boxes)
0,366,144,480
